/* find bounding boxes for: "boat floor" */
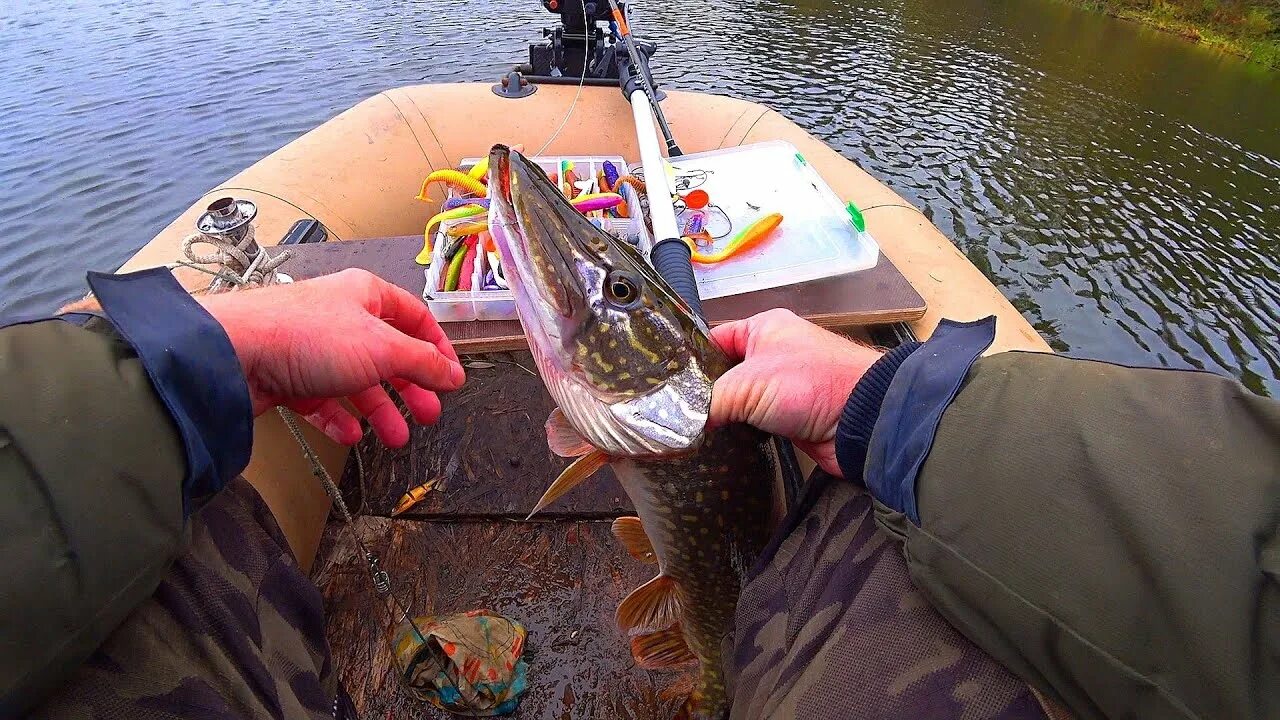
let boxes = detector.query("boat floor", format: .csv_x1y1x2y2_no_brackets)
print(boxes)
311,354,687,719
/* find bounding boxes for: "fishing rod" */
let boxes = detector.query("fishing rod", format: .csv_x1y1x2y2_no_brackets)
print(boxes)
606,0,682,157
602,0,706,321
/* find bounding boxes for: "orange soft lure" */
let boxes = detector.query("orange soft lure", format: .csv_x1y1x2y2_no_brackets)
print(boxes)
689,212,783,263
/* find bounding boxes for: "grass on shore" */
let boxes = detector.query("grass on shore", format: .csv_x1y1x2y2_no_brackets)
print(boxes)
1066,0,1280,68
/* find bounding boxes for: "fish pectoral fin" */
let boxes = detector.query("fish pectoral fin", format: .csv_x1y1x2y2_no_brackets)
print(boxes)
611,517,658,564
525,449,610,519
630,623,696,670
545,408,597,457
617,574,681,632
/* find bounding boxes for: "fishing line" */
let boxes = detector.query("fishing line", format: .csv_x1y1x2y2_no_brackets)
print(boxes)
532,0,590,157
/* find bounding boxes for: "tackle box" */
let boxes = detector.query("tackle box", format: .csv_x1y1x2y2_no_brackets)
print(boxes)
422,155,649,322
660,140,881,300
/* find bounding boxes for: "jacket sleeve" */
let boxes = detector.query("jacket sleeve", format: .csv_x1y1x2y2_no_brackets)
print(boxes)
0,268,252,716
835,318,1279,720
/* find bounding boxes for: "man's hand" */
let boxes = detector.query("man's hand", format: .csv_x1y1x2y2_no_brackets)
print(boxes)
710,309,882,476
197,269,464,448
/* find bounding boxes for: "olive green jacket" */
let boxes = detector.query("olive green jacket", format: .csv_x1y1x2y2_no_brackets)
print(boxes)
1,315,187,714
837,319,1279,719
886,350,1279,719
1,269,252,716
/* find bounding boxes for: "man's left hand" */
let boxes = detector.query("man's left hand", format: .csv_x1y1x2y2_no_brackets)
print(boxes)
198,269,465,448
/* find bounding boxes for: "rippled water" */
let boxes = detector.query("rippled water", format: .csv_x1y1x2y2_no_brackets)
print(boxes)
2,0,1277,393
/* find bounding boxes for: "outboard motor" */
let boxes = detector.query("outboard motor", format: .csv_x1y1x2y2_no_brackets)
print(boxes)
521,0,622,80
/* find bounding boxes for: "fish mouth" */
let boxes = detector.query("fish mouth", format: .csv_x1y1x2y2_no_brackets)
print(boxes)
487,145,587,373
487,145,709,457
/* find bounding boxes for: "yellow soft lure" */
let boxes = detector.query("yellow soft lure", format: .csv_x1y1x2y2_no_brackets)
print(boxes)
415,169,487,202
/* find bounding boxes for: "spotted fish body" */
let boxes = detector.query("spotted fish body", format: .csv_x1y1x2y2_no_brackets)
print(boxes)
488,146,780,719
611,426,777,711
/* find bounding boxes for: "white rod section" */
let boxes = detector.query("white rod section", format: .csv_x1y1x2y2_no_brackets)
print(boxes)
629,88,681,242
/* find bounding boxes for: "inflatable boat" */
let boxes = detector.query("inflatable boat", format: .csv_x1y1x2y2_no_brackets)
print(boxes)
111,79,1051,715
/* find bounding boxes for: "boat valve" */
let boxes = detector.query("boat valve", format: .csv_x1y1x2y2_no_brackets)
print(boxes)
197,197,259,257
183,196,292,290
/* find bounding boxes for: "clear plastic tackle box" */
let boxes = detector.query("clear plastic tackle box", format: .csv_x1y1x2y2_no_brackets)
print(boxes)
661,140,880,300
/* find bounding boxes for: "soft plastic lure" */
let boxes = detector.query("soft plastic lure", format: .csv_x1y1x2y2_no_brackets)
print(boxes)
416,169,487,202
416,203,490,265
610,175,646,217
445,219,491,238
682,211,713,247
602,160,620,190
424,204,486,239
458,239,479,291
443,237,478,291
689,212,783,264
443,196,490,211
439,194,623,238
392,478,440,516
568,192,623,213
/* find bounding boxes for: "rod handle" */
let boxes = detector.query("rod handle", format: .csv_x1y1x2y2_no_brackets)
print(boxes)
650,238,704,320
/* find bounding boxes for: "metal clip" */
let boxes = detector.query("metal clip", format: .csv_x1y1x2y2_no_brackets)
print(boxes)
367,551,392,595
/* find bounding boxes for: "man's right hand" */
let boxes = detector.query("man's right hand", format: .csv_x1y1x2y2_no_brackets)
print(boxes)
709,309,883,476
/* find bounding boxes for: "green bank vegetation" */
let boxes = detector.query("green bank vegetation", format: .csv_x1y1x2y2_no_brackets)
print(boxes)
1070,0,1280,67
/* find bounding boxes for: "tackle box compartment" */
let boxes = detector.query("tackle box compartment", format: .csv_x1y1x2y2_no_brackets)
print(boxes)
423,154,648,322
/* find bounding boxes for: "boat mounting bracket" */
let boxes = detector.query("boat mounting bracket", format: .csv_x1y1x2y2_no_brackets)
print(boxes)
492,70,537,99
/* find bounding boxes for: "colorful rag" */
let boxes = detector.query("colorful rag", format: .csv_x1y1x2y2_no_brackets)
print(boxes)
392,610,529,716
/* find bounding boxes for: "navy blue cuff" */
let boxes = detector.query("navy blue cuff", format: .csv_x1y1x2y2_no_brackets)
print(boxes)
87,269,253,515
835,341,922,483
863,317,997,524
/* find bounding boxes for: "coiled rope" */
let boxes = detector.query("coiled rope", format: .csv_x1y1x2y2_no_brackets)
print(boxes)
179,223,293,288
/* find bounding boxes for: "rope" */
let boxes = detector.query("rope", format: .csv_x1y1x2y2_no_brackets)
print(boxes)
278,407,355,523
277,407,437,708
181,223,292,288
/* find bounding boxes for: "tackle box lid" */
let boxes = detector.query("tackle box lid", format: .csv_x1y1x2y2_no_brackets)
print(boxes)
638,140,880,300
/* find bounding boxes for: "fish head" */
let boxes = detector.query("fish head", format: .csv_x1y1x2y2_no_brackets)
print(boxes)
488,145,726,457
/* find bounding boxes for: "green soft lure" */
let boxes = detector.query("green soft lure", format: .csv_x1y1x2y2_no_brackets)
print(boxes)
443,239,470,291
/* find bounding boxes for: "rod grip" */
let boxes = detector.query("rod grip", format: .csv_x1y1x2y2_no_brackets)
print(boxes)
650,238,704,320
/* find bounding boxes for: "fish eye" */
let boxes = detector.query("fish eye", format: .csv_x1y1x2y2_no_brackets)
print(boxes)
605,270,642,308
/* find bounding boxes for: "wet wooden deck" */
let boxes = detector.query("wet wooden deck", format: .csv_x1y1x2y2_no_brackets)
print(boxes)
311,354,688,719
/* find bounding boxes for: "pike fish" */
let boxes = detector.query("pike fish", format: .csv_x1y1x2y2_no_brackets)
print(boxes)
487,145,782,719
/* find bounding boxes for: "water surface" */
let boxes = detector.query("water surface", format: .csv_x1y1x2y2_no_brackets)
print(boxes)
1,0,1276,393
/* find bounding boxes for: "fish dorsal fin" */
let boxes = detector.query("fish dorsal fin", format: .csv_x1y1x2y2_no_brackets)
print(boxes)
617,574,681,632
630,623,696,669
525,449,610,519
611,517,658,564
546,408,595,457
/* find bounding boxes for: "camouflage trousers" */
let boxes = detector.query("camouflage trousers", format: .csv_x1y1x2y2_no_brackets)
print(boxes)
35,473,1054,719
31,477,342,720
728,473,1054,720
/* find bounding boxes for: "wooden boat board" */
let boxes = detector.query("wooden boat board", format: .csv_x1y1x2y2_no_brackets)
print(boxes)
316,355,690,718
280,234,926,353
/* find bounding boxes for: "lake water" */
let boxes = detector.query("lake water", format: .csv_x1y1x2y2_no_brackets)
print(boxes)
1,0,1277,394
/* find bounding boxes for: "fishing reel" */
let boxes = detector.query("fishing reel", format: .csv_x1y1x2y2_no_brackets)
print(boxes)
520,0,623,80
